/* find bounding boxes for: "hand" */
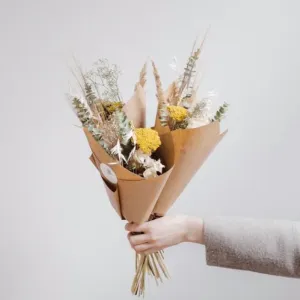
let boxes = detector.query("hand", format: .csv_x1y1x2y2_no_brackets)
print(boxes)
125,215,204,255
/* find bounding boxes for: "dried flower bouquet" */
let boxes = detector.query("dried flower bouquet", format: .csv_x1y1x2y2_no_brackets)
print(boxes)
68,35,228,297
69,59,175,296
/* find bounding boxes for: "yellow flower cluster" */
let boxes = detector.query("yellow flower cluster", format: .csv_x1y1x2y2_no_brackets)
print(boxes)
104,101,124,113
134,128,161,154
167,105,188,122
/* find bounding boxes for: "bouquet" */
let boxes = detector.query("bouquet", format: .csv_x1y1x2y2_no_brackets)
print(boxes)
152,39,228,216
69,59,175,296
68,37,228,296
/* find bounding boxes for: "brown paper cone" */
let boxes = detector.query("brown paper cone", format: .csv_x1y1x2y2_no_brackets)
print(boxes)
90,154,124,219
153,121,227,215
123,84,146,128
117,171,172,223
84,127,175,223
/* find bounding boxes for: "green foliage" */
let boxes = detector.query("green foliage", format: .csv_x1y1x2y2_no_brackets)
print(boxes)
85,83,97,105
213,102,229,122
87,125,110,153
72,97,92,126
113,110,132,146
173,119,188,130
72,97,110,152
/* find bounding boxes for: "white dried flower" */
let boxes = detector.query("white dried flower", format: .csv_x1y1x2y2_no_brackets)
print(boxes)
124,129,134,144
127,146,136,162
132,149,151,165
151,159,164,174
110,140,126,163
143,167,158,179
143,160,164,179
132,149,165,178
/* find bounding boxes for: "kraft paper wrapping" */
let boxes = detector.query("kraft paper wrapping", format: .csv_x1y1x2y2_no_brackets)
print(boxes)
153,121,227,215
84,127,175,224
123,84,146,128
89,154,123,219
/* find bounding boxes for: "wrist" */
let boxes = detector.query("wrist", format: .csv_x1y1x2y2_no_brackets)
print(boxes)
183,216,205,244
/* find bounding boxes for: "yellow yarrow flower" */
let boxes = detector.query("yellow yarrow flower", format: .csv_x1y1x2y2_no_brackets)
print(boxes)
104,101,124,113
167,105,188,122
134,128,161,155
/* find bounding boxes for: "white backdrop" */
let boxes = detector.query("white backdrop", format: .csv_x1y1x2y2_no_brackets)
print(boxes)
1,0,300,299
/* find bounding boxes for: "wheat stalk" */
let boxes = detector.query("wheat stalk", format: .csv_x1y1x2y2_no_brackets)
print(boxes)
152,61,169,126
152,61,165,103
135,62,147,90
169,81,179,105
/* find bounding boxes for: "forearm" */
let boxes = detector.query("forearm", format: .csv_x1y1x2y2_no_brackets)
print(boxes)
127,214,300,278
203,217,300,278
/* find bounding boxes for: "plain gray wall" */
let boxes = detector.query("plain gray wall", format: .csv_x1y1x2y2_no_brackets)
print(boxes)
1,0,299,299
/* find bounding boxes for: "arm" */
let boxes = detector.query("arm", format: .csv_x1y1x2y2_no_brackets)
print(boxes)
204,217,300,278
126,216,300,278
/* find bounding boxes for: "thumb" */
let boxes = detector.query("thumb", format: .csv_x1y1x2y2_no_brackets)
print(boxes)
125,222,147,233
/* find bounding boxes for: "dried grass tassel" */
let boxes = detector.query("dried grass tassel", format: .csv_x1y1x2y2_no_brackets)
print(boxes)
135,62,147,90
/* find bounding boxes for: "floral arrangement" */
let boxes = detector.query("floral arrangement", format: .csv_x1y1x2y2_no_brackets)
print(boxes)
157,39,229,131
71,59,164,179
69,58,174,297
68,36,229,297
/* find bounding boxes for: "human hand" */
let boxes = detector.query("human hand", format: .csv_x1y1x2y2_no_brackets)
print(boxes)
125,215,204,254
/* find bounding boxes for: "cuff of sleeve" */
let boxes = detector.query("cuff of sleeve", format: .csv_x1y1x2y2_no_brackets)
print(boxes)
204,217,225,267
203,216,247,270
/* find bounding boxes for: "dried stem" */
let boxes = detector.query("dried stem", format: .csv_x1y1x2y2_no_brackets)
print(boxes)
132,252,169,297
169,81,179,105
135,62,147,90
152,61,169,126
177,28,210,104
152,61,165,104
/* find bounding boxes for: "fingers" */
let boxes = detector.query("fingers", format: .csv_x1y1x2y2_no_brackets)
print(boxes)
133,245,161,255
128,232,150,246
144,247,160,255
125,222,148,233
125,222,161,254
127,233,163,254
134,243,152,253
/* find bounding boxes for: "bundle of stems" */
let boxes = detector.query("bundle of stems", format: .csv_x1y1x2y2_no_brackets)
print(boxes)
131,215,170,296
132,250,169,296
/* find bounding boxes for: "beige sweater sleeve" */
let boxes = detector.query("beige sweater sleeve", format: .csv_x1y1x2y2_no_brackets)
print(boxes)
204,217,300,278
